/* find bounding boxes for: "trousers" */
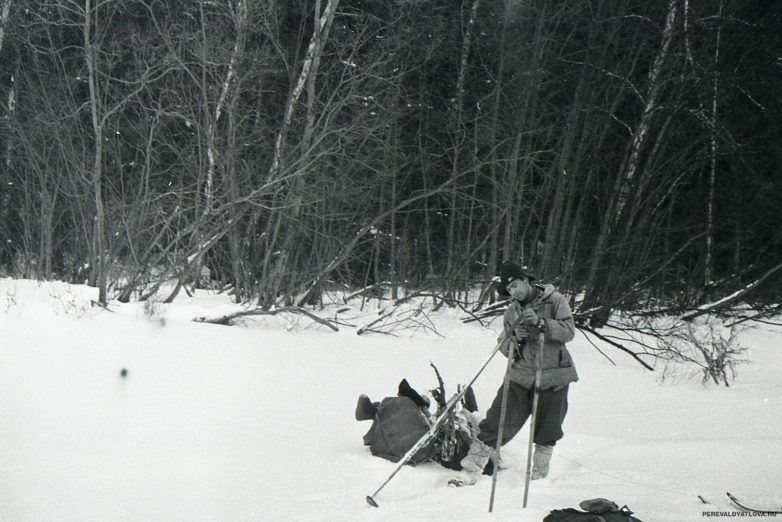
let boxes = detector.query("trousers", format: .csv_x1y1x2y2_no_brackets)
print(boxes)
477,382,569,448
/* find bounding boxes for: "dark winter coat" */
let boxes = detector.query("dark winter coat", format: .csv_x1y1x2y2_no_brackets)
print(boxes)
500,284,578,389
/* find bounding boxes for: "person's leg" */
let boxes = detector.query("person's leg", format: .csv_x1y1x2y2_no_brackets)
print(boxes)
451,383,531,486
532,385,569,445
477,382,531,447
530,385,569,479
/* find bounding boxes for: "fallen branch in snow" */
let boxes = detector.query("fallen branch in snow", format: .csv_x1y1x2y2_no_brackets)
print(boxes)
596,312,750,386
195,306,339,331
579,325,655,371
581,331,617,367
725,303,782,327
357,302,442,337
678,262,782,322
342,283,390,304
462,300,509,323
357,308,396,335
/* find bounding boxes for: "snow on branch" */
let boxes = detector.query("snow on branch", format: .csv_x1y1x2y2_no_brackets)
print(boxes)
195,306,339,331
678,262,782,322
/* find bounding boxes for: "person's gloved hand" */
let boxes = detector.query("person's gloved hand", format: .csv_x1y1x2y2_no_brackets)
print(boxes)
521,307,539,326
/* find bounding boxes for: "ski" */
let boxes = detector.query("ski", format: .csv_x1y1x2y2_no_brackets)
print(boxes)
727,492,782,514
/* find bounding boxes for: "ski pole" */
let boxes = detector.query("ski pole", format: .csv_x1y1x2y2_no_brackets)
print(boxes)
489,305,537,512
487,329,516,512
522,329,545,508
366,326,516,508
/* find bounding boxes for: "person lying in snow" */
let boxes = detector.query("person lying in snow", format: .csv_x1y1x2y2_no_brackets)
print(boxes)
355,377,479,470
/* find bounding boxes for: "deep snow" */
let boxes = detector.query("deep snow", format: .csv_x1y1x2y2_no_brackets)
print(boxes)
0,278,779,522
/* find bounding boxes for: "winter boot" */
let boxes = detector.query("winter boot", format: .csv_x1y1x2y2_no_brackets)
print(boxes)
462,386,479,413
448,439,492,487
531,444,553,480
355,394,378,421
398,379,430,409
481,453,509,476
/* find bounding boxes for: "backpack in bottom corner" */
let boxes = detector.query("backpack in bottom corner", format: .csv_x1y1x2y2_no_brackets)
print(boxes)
543,498,644,522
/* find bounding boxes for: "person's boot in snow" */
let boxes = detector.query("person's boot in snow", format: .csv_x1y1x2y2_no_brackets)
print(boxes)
448,439,492,486
531,444,553,479
481,453,508,476
354,394,378,421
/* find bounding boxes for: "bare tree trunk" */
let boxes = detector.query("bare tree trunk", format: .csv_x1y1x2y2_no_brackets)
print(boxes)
0,0,10,52
612,0,678,226
0,0,14,244
83,0,108,304
181,0,248,301
540,50,593,278
705,0,724,288
502,132,524,258
389,96,400,298
445,0,480,292
583,0,679,306
266,0,339,185
485,0,514,276
253,0,340,307
202,0,246,215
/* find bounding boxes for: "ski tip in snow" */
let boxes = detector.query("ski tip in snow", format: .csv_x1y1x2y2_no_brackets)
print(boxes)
727,492,782,514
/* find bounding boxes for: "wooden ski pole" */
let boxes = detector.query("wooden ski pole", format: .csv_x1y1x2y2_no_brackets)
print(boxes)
366,323,518,508
523,328,545,508
487,331,516,512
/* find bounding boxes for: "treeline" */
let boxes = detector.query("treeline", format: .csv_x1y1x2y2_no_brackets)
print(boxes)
0,0,779,312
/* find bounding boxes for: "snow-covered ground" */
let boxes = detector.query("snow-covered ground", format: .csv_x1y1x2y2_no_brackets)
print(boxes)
0,278,779,522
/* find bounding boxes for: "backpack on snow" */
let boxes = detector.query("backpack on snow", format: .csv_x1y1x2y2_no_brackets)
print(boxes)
543,498,644,522
356,376,477,468
361,393,437,464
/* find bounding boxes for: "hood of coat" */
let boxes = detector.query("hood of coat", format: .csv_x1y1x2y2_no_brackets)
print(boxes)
509,282,557,307
535,283,556,302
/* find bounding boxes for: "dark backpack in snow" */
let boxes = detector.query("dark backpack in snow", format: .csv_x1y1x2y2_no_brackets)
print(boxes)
543,499,644,522
357,375,477,468
362,395,436,464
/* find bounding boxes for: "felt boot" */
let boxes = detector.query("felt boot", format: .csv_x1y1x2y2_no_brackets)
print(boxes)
448,439,492,486
481,453,508,476
354,394,378,421
531,444,553,480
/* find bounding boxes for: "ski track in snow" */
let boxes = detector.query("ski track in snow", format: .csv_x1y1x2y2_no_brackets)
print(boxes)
0,278,779,521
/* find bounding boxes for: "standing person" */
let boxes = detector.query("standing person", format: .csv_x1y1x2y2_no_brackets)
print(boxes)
450,261,577,486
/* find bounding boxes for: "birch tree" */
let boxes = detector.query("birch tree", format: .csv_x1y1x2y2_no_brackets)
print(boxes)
0,0,13,264
582,0,679,309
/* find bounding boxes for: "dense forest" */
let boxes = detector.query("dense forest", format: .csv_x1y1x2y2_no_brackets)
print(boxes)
0,0,779,316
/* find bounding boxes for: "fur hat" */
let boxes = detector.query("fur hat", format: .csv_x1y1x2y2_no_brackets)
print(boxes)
497,261,535,297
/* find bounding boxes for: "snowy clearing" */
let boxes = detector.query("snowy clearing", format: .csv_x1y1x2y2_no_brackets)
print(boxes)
0,279,779,521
